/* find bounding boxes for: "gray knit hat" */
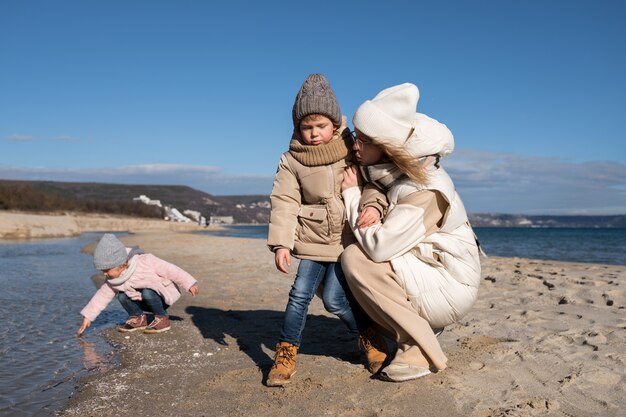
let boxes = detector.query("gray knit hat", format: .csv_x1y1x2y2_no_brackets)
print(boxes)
93,233,128,270
292,74,342,128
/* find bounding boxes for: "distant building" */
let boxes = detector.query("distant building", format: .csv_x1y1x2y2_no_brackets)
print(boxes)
164,207,191,222
210,216,234,224
183,209,202,222
133,195,163,207
133,194,195,223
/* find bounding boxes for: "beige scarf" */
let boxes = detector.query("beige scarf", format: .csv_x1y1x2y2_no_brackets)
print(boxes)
360,163,406,191
288,130,351,167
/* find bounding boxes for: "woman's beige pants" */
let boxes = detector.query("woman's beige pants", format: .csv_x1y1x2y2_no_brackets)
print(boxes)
341,243,448,370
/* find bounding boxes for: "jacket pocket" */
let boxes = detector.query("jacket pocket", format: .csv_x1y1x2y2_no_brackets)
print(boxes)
299,206,326,221
296,205,329,244
160,277,181,296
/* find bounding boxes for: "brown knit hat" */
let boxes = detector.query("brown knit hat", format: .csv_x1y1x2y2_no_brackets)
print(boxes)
292,74,342,128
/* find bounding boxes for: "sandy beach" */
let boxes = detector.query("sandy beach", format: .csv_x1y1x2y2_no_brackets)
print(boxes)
0,211,207,239
33,223,621,417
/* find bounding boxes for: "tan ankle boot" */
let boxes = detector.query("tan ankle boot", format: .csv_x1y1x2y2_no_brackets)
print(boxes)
359,328,389,374
267,342,298,387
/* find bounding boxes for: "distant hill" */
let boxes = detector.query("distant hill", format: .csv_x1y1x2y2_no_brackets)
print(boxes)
0,179,270,224
1,179,624,227
468,213,626,228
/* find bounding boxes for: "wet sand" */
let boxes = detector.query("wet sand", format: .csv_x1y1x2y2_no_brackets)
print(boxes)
56,230,625,417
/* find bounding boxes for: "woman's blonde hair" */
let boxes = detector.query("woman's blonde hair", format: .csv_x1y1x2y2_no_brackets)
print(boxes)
380,141,430,184
366,126,429,184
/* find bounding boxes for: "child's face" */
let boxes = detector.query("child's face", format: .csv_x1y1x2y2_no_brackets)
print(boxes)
102,264,127,279
353,130,384,165
299,115,336,146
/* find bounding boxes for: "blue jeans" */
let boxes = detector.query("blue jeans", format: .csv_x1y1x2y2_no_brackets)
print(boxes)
117,289,169,317
279,259,368,347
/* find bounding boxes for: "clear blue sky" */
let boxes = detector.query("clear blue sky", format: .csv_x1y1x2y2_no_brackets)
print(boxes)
2,0,625,214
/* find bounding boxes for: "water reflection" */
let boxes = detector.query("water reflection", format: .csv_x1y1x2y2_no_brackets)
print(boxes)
78,339,111,374
0,233,124,417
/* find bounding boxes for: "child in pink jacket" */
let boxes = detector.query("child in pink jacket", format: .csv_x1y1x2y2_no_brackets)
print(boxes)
76,233,199,336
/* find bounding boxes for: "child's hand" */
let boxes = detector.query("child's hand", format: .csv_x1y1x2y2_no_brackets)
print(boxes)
357,206,381,228
189,284,199,296
342,165,360,191
77,317,91,337
274,248,291,274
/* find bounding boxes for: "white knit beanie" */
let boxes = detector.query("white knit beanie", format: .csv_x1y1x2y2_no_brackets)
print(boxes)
93,233,127,270
353,83,454,158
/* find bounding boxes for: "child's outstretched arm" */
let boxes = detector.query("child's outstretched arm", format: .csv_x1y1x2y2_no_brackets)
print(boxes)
274,248,291,273
189,283,199,296
77,316,91,337
78,283,117,337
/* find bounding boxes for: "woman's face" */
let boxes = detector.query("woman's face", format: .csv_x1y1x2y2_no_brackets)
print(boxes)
353,130,384,165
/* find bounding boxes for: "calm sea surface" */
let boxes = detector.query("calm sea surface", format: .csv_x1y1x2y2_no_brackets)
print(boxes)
200,225,626,266
0,233,125,417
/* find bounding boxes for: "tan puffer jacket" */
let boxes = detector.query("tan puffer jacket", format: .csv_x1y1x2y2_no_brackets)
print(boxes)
267,131,354,262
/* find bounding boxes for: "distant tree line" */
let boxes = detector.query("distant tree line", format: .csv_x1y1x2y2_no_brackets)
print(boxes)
0,183,164,218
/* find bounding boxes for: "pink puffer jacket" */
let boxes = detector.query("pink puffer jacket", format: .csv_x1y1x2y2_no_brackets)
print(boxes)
80,252,197,321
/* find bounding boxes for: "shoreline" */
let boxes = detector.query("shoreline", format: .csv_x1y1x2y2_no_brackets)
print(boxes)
57,231,625,417
0,210,228,239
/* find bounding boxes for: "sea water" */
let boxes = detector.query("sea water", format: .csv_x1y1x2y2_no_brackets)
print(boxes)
199,225,626,266
0,233,126,417
474,227,626,266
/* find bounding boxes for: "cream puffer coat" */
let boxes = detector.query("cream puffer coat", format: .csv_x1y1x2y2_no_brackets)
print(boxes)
343,163,481,328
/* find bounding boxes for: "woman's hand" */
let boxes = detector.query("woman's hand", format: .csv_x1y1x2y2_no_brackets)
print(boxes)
342,165,360,191
274,248,291,274
77,317,91,337
189,284,199,296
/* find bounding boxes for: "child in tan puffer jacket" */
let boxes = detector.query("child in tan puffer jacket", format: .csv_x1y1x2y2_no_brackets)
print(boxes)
266,74,388,387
